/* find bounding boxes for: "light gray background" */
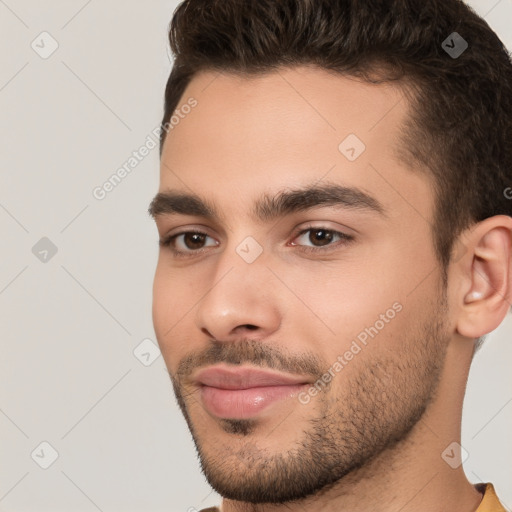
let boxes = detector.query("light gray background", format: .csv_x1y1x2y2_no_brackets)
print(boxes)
0,1,511,511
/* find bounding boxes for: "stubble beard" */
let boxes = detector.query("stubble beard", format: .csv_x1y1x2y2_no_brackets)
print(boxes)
169,297,449,504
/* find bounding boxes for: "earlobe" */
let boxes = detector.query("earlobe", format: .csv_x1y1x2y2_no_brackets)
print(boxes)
456,216,512,339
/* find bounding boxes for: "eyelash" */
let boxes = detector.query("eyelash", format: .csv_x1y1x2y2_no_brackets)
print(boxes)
159,225,355,258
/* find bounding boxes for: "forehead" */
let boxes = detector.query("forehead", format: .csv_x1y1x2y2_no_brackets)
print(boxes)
159,66,434,227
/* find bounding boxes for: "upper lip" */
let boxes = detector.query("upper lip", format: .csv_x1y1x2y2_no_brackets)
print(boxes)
193,365,311,390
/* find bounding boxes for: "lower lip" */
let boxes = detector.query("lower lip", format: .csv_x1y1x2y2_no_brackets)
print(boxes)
200,384,308,419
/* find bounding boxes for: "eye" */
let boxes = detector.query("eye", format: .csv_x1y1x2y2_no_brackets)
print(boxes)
290,226,354,253
159,225,354,258
159,230,218,257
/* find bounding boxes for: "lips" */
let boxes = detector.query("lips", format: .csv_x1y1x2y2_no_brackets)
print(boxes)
193,365,311,419
193,365,311,389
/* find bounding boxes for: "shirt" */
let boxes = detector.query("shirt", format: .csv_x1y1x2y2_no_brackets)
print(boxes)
198,482,507,512
474,483,508,512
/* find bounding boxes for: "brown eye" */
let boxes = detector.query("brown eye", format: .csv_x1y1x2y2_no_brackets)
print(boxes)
159,230,218,257
307,229,335,247
290,226,354,253
182,232,207,250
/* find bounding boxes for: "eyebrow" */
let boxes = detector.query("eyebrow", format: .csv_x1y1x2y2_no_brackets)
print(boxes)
147,183,388,223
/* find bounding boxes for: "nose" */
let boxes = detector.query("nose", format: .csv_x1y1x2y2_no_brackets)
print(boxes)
194,255,281,342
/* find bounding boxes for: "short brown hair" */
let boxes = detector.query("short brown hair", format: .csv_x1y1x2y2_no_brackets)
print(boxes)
160,0,512,295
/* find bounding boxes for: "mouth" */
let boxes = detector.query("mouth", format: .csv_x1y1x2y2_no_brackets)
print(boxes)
193,365,311,419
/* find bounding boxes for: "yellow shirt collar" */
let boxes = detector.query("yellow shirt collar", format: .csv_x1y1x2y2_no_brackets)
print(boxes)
475,483,508,512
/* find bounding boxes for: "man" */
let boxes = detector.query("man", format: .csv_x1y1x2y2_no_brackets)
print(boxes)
148,0,511,510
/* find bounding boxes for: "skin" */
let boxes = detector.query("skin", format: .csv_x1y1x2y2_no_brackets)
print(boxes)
149,65,512,512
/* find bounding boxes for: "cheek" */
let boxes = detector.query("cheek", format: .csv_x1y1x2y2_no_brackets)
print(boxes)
152,264,170,332
284,254,412,353
152,263,188,346
287,264,388,327
152,262,207,371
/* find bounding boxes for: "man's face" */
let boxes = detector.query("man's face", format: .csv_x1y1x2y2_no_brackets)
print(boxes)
151,66,451,503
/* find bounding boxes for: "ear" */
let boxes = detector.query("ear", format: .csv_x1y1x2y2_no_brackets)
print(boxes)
455,215,512,339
